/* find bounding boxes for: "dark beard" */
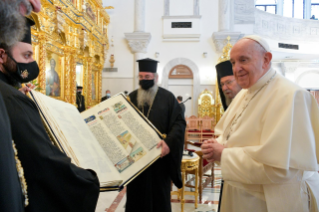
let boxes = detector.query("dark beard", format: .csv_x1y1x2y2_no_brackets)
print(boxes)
2,55,20,87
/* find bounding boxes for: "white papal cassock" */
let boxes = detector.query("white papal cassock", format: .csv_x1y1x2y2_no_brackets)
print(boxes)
215,68,319,212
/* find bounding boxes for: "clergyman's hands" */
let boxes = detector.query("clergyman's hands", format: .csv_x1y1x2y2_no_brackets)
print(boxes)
157,140,170,158
201,138,225,163
19,83,36,95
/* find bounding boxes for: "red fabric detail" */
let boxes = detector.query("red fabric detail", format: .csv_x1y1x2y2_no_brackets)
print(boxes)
203,159,209,166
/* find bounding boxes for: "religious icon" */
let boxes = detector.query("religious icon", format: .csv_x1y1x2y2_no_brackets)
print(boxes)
85,3,96,22
46,58,61,97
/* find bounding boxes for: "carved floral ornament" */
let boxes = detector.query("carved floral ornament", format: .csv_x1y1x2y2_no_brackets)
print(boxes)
125,33,151,53
127,40,149,53
212,32,242,53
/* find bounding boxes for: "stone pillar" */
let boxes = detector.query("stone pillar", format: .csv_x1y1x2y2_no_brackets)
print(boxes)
218,0,231,31
164,0,170,16
212,0,242,53
125,0,151,90
135,0,145,32
304,0,312,19
125,33,151,89
276,0,284,16
194,0,200,15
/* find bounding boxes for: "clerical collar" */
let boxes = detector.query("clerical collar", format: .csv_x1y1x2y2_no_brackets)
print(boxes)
247,68,276,94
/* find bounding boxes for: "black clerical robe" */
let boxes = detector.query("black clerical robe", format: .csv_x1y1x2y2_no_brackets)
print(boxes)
0,94,24,212
0,72,100,212
126,87,186,212
100,95,109,102
76,92,86,112
179,102,185,115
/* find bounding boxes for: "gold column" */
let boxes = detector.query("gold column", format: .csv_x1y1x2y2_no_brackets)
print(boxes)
87,57,93,107
64,48,71,103
38,33,47,94
98,68,102,102
70,49,77,105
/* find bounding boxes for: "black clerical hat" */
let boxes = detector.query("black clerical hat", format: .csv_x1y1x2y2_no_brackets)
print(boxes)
137,58,158,73
216,60,233,111
21,18,35,44
216,60,233,78
77,86,83,89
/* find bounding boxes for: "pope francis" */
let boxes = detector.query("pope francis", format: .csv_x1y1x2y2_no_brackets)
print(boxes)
202,35,319,212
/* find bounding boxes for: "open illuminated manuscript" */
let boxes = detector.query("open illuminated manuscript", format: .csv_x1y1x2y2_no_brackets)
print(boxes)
30,91,163,191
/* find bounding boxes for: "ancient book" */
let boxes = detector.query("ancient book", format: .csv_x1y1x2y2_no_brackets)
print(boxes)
29,91,163,191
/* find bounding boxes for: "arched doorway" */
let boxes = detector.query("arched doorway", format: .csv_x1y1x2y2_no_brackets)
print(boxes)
161,58,200,116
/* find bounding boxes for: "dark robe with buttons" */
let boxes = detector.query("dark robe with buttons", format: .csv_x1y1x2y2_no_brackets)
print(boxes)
76,92,86,112
0,93,24,212
0,71,100,212
126,87,186,212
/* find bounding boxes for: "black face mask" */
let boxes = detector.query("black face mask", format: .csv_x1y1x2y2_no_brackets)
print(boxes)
6,53,40,83
139,80,154,90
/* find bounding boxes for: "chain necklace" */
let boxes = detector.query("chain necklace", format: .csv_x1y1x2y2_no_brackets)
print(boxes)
12,141,29,207
142,88,158,118
226,72,276,141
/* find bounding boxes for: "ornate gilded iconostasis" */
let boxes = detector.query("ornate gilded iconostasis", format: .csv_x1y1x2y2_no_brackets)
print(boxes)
198,89,215,119
30,0,110,108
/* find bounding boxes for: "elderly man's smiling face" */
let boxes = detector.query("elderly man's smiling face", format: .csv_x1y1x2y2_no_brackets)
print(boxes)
230,39,272,89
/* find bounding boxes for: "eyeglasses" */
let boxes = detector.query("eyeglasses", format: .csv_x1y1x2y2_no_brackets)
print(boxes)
138,75,154,80
220,79,235,88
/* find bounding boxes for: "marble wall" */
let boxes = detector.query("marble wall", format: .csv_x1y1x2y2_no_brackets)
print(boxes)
254,9,319,42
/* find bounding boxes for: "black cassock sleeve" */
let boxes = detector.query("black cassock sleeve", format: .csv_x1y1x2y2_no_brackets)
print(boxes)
0,82,100,212
0,94,24,212
163,92,186,189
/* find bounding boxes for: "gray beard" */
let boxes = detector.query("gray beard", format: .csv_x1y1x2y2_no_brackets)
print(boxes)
225,96,232,106
137,84,158,108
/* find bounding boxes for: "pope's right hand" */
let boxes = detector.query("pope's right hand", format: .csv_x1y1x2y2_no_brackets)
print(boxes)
201,138,217,163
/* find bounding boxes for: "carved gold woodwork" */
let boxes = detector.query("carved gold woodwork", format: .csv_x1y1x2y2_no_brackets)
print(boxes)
171,154,199,212
198,89,215,119
215,36,233,123
29,0,109,108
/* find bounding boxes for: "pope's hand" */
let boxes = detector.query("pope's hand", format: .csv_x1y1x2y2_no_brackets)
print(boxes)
157,140,170,158
201,138,224,163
